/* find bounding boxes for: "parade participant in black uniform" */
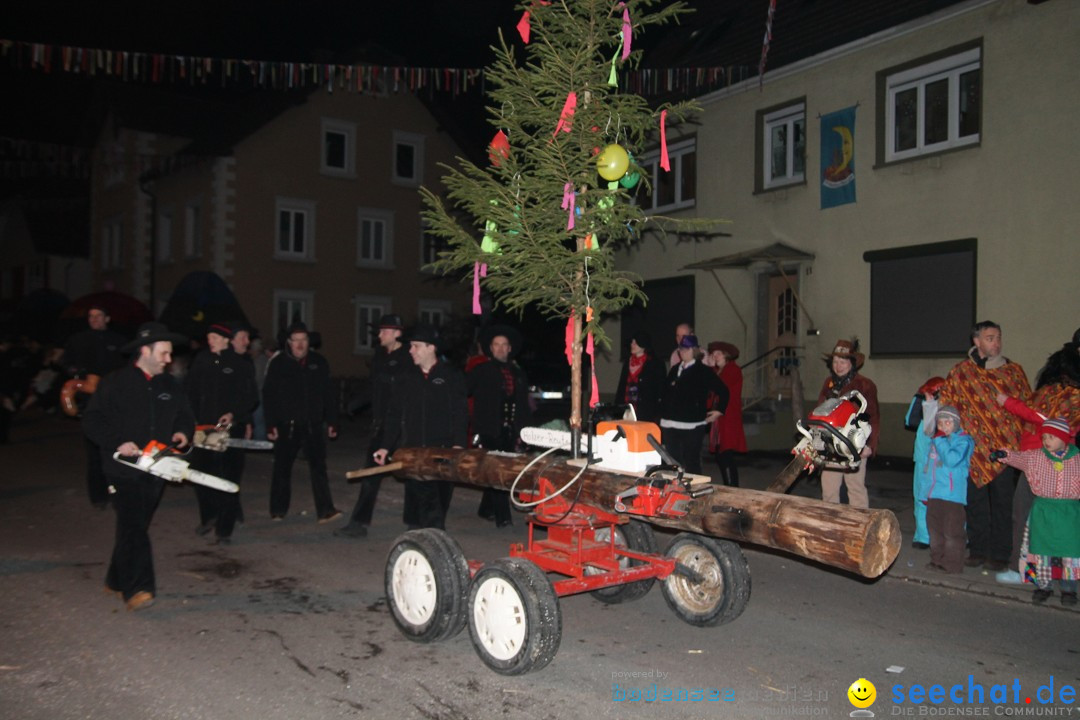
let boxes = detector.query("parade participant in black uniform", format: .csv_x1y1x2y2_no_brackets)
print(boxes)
83,322,193,611
62,305,127,507
227,320,257,525
336,314,410,538
262,322,342,523
373,324,467,530
659,334,728,475
186,323,257,544
468,325,530,528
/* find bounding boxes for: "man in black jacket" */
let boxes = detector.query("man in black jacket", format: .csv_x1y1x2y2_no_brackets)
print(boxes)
62,305,128,507
659,333,728,475
468,325,530,527
337,314,410,538
262,322,341,523
186,323,258,543
374,325,467,529
83,322,194,611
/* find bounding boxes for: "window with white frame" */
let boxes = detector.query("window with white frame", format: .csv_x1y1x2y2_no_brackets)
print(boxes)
758,101,806,191
275,197,315,261
357,208,394,268
418,300,451,328
101,217,123,270
184,201,202,258
392,131,424,186
273,290,314,339
880,42,981,164
637,137,696,212
156,209,173,264
420,220,449,271
321,118,356,177
353,295,391,353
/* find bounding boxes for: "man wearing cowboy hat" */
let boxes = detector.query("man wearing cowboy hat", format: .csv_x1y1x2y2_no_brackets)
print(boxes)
374,324,467,529
186,323,258,544
336,314,410,538
468,324,532,527
83,321,194,611
816,338,879,508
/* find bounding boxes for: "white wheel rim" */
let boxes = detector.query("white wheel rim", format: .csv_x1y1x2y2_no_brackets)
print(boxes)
391,549,438,627
667,544,724,613
472,576,527,661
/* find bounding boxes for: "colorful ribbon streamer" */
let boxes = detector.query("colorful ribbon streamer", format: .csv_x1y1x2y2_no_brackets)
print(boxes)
562,183,576,231
553,91,577,137
659,109,670,171
472,261,487,314
621,7,632,61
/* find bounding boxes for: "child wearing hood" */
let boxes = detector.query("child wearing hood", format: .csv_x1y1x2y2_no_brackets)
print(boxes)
992,417,1080,606
915,401,974,573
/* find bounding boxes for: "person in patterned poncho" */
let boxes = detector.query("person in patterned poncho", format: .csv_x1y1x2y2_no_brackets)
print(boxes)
939,321,1031,572
993,417,1080,606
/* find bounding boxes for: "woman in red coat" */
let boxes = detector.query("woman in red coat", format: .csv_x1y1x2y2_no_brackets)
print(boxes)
707,342,747,486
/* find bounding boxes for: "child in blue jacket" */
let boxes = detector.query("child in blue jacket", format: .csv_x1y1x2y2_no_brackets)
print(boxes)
915,402,975,573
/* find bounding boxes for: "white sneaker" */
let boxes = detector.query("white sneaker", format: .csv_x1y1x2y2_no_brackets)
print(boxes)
995,569,1023,585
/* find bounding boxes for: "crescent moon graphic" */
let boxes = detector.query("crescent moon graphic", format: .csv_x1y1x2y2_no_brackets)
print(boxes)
193,310,205,322
832,126,853,172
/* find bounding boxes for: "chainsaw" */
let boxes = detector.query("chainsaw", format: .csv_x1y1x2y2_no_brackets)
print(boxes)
112,440,239,493
193,422,273,452
767,390,873,494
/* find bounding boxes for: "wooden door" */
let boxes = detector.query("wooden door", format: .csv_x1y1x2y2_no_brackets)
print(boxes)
767,274,799,398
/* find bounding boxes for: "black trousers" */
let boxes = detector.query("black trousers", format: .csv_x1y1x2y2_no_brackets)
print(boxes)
192,446,243,538
476,432,513,525
105,475,165,600
661,425,708,475
1008,473,1034,570
85,436,110,505
270,423,334,518
346,431,384,527
405,479,454,530
965,467,1017,563
714,449,740,487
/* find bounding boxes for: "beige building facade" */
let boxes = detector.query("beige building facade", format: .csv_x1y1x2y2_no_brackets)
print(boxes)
605,0,1080,455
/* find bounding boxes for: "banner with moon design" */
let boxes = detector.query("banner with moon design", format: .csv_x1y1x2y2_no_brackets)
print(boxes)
820,106,857,209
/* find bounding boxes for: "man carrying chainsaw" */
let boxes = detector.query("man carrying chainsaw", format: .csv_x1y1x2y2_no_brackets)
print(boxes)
83,322,194,611
186,323,258,544
817,339,879,509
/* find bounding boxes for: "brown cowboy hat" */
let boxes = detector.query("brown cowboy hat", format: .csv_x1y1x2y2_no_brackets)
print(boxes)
823,338,864,369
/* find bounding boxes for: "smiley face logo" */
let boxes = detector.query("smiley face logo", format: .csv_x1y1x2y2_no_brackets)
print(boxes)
847,678,876,708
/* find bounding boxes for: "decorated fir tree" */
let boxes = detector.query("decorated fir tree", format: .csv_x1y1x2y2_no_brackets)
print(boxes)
421,0,723,447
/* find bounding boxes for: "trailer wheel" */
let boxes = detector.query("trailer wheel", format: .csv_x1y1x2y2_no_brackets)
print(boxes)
661,533,750,627
586,520,659,604
385,529,469,643
468,558,561,675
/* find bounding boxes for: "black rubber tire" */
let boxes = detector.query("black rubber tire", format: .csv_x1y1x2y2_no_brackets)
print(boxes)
660,533,751,627
384,528,469,643
467,558,562,675
586,520,659,604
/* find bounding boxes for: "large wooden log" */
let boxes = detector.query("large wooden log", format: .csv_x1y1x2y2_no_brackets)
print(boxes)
390,447,900,579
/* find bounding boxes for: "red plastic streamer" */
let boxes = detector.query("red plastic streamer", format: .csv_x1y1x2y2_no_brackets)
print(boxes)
659,109,670,171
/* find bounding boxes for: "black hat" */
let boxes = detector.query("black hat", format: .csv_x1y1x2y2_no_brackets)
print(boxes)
121,322,188,353
373,314,404,330
629,329,653,352
285,321,309,337
480,324,523,359
409,324,442,349
207,323,233,339
228,320,253,335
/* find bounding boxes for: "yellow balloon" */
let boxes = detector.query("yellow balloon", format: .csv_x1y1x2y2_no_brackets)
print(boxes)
596,144,630,181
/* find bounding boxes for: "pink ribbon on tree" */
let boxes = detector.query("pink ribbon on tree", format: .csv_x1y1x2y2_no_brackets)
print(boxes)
516,11,532,43
659,109,670,172
585,332,599,407
621,6,632,61
562,183,576,231
472,261,487,314
553,91,577,137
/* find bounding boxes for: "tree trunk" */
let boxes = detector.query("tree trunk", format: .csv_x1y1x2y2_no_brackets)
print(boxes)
390,447,900,578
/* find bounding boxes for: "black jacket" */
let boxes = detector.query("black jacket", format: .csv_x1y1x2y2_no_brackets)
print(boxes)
467,359,532,443
660,361,729,424
371,344,411,425
615,353,666,423
83,364,195,479
262,350,339,430
186,348,258,425
62,328,127,377
383,361,468,452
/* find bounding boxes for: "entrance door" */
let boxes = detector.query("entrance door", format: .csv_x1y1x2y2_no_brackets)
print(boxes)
766,274,799,398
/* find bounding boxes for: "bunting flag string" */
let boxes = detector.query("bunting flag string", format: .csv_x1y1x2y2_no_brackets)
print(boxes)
758,0,778,88
1,38,758,98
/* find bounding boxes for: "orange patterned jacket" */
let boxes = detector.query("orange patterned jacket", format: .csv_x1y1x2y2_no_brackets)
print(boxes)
940,349,1031,488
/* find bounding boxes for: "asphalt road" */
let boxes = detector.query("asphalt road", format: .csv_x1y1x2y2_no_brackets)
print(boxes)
2,413,1078,720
